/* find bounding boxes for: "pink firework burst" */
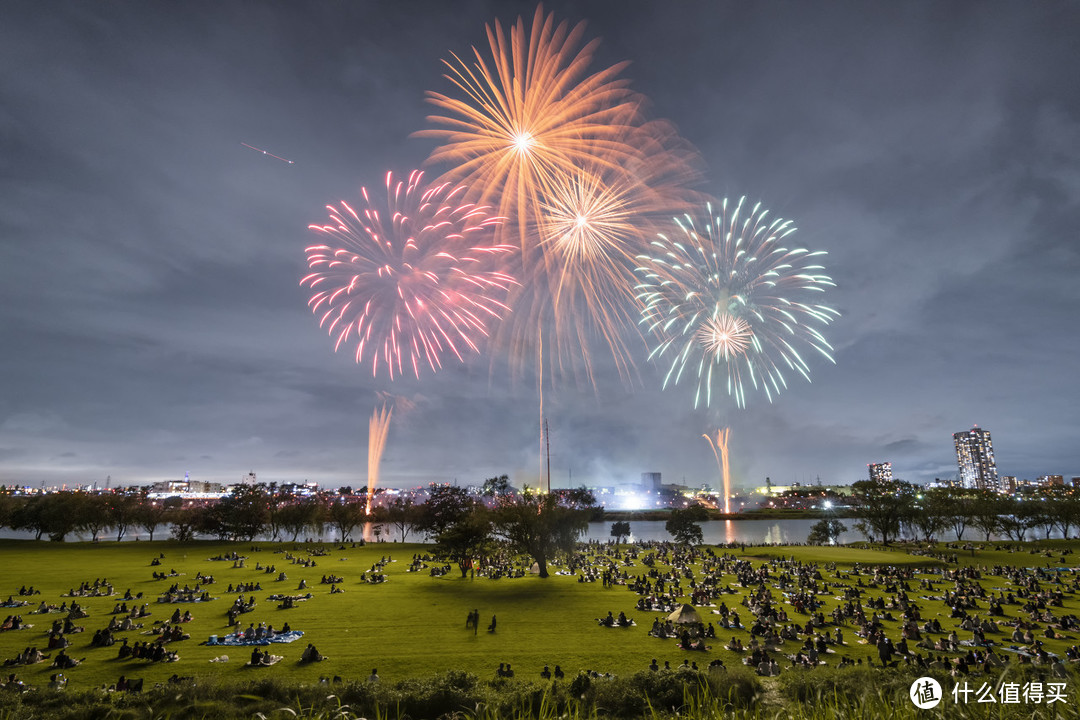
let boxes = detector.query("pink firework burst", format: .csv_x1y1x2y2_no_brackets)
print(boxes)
302,170,516,379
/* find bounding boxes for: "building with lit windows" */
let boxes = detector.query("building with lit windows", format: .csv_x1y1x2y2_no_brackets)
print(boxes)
953,425,998,491
868,462,893,482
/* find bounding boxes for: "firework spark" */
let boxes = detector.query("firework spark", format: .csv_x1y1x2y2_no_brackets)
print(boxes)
302,170,516,380
636,196,840,408
418,8,704,393
366,403,393,516
417,5,642,245
704,428,732,514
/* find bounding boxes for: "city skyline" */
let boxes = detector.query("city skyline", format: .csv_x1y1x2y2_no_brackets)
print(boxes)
1,2,1078,491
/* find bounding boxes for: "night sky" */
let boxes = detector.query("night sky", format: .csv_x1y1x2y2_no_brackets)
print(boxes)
2,1,1078,492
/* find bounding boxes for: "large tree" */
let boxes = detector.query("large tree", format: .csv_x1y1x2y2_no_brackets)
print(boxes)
492,487,595,578
202,485,271,541
383,495,421,542
908,488,952,542
807,518,847,545
75,493,112,542
610,520,631,544
326,499,365,542
107,491,140,542
167,506,202,542
434,509,494,578
665,505,708,545
969,491,1004,542
851,479,916,545
481,475,513,498
277,497,323,542
138,500,168,541
1047,487,1080,539
416,484,476,540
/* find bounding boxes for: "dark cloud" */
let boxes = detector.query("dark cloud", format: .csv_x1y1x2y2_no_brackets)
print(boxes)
1,1,1077,490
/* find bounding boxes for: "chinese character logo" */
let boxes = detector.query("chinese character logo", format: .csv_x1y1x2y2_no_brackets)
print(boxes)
911,677,942,709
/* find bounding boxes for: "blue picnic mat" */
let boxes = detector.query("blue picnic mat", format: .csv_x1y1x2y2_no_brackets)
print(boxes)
205,630,304,646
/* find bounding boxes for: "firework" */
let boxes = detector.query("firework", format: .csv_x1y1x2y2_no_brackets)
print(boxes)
417,5,642,245
302,170,516,380
636,197,840,408
530,122,701,384
366,403,393,516
704,428,732,514
419,8,703,392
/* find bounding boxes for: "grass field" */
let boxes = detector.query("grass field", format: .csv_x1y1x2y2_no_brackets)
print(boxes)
2,538,1080,711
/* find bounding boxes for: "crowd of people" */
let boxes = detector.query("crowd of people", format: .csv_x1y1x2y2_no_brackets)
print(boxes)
5,537,1080,694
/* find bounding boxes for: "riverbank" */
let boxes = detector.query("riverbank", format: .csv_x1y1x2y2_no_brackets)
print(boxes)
601,508,857,522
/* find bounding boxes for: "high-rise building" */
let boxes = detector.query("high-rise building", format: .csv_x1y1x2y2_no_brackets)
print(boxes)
953,426,998,491
868,462,893,482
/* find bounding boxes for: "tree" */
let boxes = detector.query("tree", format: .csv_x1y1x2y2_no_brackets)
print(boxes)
167,506,201,542
327,500,365,542
1047,488,1080,539
384,495,420,542
76,494,111,542
0,494,12,530
10,496,49,540
941,487,976,541
492,487,596,577
434,509,494,578
481,475,513,498
277,498,322,542
108,492,140,542
212,485,271,541
416,484,475,540
665,505,708,545
997,498,1039,542
909,489,951,542
138,500,168,541
807,518,847,545
610,520,631,544
969,491,1004,542
24,492,86,542
850,480,916,545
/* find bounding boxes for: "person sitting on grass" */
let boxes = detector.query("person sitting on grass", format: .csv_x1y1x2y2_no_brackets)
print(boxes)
299,644,325,663
51,650,79,669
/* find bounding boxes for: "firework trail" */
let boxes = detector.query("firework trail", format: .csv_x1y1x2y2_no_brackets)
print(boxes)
704,428,732,514
240,142,294,164
302,170,517,380
636,197,839,408
366,403,393,516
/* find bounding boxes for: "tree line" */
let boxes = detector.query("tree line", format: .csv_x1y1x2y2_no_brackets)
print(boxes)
841,480,1080,545
0,478,602,579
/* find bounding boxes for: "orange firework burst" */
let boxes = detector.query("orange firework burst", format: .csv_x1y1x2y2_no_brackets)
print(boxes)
532,124,700,384
419,5,701,387
417,5,643,248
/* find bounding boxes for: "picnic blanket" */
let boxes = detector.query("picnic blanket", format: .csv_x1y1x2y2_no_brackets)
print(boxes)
204,630,304,647
157,596,216,604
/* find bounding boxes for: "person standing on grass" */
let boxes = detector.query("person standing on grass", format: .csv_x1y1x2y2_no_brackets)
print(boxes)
488,614,497,633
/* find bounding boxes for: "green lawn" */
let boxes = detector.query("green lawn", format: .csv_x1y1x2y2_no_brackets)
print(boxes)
2,538,1079,694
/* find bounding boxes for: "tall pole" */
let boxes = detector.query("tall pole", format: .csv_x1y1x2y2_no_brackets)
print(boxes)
544,419,551,493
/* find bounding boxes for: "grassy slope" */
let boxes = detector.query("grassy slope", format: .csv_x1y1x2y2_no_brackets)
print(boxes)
1,539,1078,693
